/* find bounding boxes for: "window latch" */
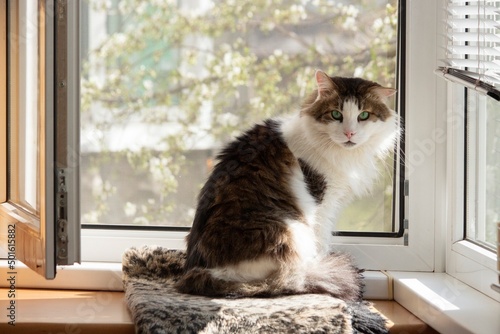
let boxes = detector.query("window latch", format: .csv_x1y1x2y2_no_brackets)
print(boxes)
403,180,409,246
56,168,68,261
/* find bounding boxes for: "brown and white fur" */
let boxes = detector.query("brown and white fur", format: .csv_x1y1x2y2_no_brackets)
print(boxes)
176,70,398,302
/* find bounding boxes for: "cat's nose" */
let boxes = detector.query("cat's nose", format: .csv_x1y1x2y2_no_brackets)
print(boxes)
344,131,356,139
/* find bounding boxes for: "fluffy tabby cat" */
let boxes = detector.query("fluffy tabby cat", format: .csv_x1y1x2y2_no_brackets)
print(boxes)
176,70,398,302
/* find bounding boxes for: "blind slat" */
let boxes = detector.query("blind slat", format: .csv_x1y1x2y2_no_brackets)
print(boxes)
451,32,500,42
448,45,500,56
437,66,500,84
449,0,500,3
435,67,500,100
444,58,500,70
449,18,499,29
449,5,499,16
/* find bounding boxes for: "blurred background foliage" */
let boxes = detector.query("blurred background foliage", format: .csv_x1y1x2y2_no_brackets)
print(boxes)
80,0,398,229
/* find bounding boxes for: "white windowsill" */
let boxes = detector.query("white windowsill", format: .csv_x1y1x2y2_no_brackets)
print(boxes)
388,271,500,334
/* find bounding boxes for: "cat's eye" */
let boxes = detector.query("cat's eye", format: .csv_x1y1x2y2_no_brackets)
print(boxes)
358,111,370,121
331,110,343,121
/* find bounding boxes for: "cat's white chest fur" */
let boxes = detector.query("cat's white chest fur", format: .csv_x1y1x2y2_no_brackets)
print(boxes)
315,167,375,252
285,162,372,257
281,113,392,253
289,166,318,226
286,167,320,260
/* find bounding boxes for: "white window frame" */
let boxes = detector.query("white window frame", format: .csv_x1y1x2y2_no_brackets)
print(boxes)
446,83,499,301
79,0,443,273
437,0,499,302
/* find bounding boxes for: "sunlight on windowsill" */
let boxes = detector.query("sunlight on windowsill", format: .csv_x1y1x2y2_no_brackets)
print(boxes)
397,278,460,311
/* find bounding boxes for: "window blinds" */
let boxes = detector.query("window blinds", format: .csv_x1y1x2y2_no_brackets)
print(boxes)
435,0,500,100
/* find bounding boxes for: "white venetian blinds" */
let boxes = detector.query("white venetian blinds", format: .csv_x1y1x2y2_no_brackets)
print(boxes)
436,0,500,100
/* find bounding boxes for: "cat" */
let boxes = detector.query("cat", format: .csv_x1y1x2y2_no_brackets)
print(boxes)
175,70,398,302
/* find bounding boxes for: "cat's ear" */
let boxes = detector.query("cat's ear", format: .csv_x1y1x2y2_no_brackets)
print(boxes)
315,70,337,98
372,86,397,99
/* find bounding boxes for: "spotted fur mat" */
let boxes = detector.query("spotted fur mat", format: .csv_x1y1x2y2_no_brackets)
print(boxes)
122,246,388,334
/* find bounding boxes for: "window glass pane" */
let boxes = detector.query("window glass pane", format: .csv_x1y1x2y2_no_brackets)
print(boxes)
466,89,499,250
80,0,399,231
8,0,41,215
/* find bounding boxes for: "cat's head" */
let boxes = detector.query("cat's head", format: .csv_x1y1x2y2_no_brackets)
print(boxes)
301,70,398,154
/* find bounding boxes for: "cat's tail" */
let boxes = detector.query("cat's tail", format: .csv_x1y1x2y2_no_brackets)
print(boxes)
175,252,364,302
347,301,389,334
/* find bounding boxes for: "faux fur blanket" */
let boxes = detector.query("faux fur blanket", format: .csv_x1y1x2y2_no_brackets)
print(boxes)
122,246,388,334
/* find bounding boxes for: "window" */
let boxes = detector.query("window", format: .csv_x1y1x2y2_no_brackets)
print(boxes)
438,0,499,300
81,0,402,233
2,0,446,279
79,0,446,272
78,0,445,273
0,0,80,279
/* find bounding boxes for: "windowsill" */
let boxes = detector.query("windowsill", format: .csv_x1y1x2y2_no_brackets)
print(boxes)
0,288,135,334
0,288,435,334
389,271,500,334
1,262,498,333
